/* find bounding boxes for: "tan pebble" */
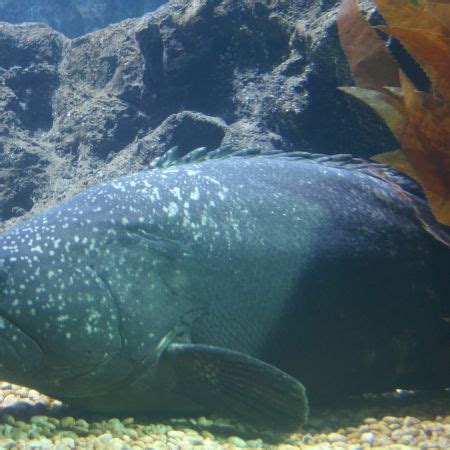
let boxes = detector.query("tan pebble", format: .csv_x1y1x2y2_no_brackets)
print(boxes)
363,417,377,425
403,416,420,427
17,388,29,398
328,432,346,442
13,431,28,439
197,416,214,427
60,416,76,428
384,416,400,424
0,439,15,449
57,430,78,439
360,432,375,444
122,417,135,426
15,419,29,429
202,430,215,439
375,437,392,445
30,415,50,426
109,437,128,448
228,436,247,447
167,430,185,439
75,418,89,428
391,429,405,440
36,396,50,407
384,445,412,450
99,432,113,440
246,438,264,447
1,424,14,437
399,434,415,445
278,445,298,450
2,414,15,425
2,394,18,407
46,417,59,426
125,429,139,440
73,425,90,435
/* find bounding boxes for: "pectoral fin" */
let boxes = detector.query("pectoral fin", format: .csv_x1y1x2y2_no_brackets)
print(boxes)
163,343,308,431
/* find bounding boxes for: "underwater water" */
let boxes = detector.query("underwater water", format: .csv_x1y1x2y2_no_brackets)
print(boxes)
1,0,450,449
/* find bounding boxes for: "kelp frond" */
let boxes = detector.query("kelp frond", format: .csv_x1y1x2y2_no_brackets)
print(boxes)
337,0,450,226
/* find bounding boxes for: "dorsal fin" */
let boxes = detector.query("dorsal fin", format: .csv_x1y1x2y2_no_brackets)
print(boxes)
150,146,423,196
150,145,450,247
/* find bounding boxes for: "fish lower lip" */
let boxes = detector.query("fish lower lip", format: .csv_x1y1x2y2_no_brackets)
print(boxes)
0,314,44,375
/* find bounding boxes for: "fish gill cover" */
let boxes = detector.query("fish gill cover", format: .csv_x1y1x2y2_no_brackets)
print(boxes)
337,0,450,226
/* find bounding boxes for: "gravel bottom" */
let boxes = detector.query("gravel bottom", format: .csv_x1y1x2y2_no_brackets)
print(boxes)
0,382,448,449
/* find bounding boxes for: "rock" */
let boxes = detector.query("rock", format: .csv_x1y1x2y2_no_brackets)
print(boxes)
0,0,167,38
0,0,396,232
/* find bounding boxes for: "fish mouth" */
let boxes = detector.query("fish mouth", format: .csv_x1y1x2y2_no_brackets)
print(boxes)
0,312,44,382
0,265,44,382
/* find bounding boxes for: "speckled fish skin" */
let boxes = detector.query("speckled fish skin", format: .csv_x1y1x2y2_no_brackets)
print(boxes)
0,150,449,415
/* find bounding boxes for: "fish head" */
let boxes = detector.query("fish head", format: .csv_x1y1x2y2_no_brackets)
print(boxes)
0,219,125,398
0,183,202,403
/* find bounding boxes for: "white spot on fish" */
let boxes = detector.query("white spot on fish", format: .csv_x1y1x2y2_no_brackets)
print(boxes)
190,187,200,201
165,202,179,218
170,187,182,200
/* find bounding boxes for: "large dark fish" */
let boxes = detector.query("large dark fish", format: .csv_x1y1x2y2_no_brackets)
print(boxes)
0,147,449,431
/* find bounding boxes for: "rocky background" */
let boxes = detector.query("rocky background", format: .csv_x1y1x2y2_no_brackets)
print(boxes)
0,0,166,37
0,0,396,231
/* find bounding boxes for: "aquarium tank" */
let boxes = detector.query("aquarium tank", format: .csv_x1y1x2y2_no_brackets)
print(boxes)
0,0,449,448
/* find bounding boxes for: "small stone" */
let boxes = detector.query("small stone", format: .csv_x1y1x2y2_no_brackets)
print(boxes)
108,418,124,431
59,437,75,447
228,436,247,447
167,430,185,439
197,416,214,427
123,417,135,426
360,432,375,444
60,416,76,428
3,414,15,425
30,415,50,426
36,397,50,407
328,432,346,442
75,418,89,428
403,416,420,427
384,416,400,424
126,429,139,439
99,432,113,441
3,394,18,407
363,417,377,425
247,438,264,447
400,434,415,445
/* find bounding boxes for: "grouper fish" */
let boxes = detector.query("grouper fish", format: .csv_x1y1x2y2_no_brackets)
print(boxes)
0,147,449,431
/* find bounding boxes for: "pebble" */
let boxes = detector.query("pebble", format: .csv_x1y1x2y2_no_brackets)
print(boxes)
228,436,247,447
0,381,448,449
360,431,375,443
328,432,346,442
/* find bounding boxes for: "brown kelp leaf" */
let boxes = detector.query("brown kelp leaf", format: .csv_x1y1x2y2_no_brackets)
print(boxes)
338,86,406,140
337,0,399,89
374,0,450,35
399,72,450,225
378,26,450,99
424,2,450,32
371,149,418,180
